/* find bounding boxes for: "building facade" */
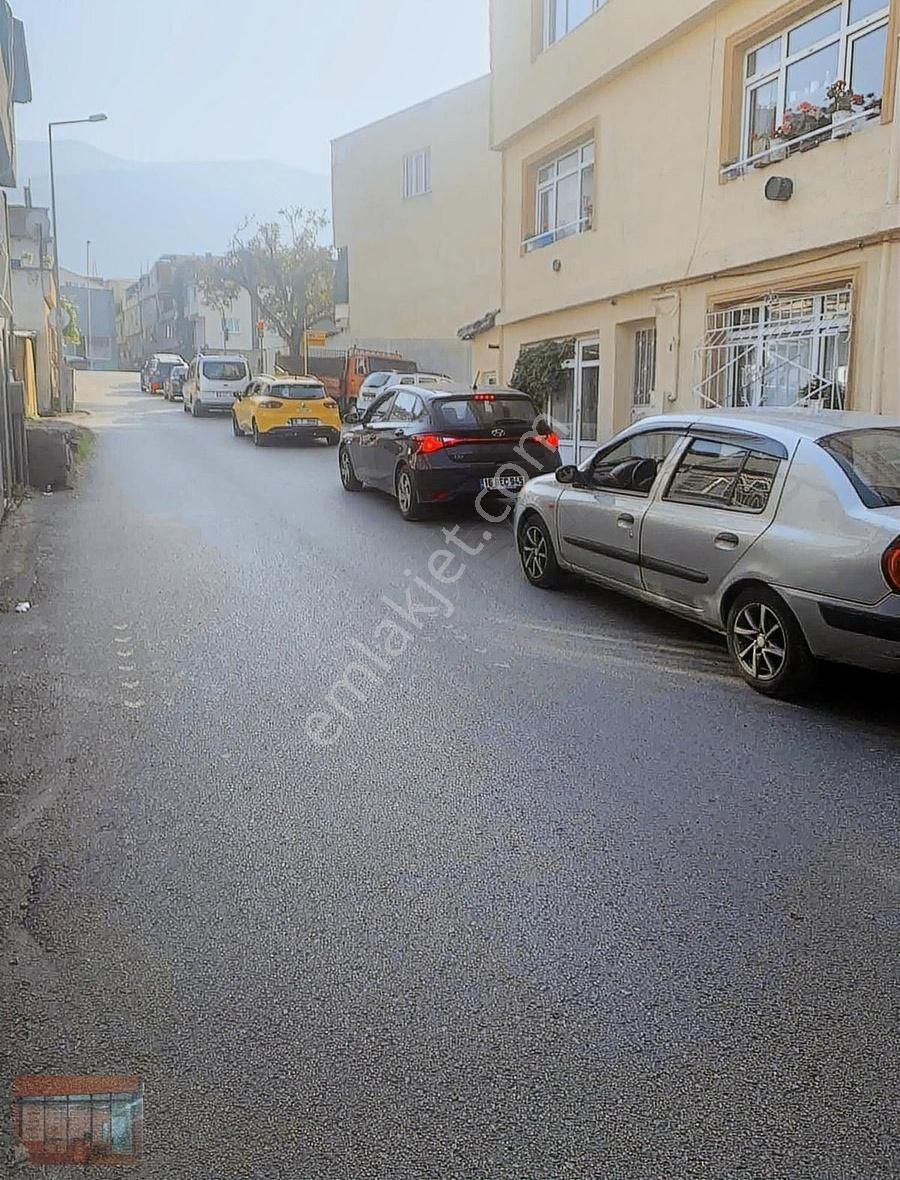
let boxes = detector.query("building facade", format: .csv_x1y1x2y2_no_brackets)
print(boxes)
478,0,900,461
331,75,502,382
9,200,57,413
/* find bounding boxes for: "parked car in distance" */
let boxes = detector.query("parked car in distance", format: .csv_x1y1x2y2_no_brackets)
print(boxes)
163,363,188,402
143,353,186,395
232,375,342,447
515,409,900,698
339,383,560,521
356,370,453,414
182,354,251,417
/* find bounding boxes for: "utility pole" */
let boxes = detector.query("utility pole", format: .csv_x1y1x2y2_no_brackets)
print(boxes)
85,240,92,371
48,113,107,409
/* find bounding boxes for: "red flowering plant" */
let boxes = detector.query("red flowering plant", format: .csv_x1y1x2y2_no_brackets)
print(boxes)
827,79,864,112
773,101,830,142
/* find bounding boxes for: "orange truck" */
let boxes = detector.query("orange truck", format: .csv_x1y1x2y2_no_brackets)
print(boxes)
277,347,418,415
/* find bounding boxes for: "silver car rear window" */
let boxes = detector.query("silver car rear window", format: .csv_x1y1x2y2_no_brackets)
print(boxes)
820,429,900,509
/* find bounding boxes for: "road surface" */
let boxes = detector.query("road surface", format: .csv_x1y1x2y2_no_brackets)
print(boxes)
1,371,897,1178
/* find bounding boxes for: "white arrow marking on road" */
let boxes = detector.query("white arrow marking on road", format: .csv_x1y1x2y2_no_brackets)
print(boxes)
118,665,135,672
123,699,145,710
113,624,129,631
112,636,133,645
117,650,134,658
121,680,141,690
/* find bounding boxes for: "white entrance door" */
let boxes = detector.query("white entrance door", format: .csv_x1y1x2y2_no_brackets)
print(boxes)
548,337,601,465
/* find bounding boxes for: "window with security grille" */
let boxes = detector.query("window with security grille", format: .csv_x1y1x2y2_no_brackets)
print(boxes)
694,287,852,411
403,148,431,199
632,327,657,411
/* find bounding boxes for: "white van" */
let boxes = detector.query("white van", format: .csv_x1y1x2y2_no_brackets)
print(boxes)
183,354,251,417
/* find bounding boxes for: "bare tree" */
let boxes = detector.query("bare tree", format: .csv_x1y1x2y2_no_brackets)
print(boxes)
197,208,334,359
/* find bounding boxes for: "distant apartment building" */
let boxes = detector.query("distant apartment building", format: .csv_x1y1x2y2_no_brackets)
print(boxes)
480,0,900,461
118,255,282,368
331,75,502,382
9,198,56,413
60,268,121,370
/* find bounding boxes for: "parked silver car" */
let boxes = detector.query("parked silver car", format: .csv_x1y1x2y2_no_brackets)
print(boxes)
514,410,900,698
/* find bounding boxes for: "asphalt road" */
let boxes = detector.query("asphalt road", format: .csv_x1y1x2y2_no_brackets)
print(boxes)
1,371,898,1179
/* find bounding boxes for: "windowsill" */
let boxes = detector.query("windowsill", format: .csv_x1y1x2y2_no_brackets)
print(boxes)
522,219,592,254
722,108,881,180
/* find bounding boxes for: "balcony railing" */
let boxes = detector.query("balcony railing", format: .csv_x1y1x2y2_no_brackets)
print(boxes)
522,216,592,253
722,109,877,180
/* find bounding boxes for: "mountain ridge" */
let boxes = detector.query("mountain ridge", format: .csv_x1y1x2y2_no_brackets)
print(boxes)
10,139,331,278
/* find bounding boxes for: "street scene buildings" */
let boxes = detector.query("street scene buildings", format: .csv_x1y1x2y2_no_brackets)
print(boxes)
1,2,899,1176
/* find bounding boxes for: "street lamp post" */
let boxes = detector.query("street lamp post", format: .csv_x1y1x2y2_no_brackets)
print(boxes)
85,239,92,372
49,113,107,410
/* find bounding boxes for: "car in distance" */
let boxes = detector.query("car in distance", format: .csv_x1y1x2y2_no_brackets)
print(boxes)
356,369,452,415
339,383,560,520
163,363,188,401
514,409,900,698
182,354,251,417
232,374,342,447
143,353,185,395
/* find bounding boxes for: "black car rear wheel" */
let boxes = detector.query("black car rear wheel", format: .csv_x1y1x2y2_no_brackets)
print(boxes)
252,420,267,447
726,586,816,699
518,513,561,589
396,465,425,521
232,413,242,438
339,445,363,491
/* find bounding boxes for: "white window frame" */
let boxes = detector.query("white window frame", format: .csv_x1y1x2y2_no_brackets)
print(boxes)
525,140,594,252
402,148,431,199
543,0,607,49
742,0,889,158
223,318,240,335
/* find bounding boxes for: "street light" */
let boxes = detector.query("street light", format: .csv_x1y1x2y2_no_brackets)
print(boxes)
49,113,107,410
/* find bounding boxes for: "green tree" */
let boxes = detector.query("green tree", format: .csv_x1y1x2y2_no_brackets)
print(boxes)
60,295,81,346
198,208,334,358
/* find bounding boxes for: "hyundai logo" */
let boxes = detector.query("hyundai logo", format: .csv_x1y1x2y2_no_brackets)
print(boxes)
491,428,506,437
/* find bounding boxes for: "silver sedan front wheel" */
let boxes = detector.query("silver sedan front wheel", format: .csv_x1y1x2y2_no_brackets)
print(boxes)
517,514,560,589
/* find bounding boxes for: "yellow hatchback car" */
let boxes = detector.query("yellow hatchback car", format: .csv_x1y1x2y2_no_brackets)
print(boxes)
232,375,342,447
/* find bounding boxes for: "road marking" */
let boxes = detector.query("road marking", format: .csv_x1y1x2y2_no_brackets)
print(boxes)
121,680,140,690
118,665,135,672
113,624,129,631
112,636,133,645
123,699,145,710
116,649,134,658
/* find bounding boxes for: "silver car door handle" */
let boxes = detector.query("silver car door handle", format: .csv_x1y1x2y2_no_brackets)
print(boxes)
617,513,634,528
715,531,740,549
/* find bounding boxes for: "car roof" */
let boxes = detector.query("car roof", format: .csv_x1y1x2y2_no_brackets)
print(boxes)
258,374,324,386
629,407,900,444
199,353,247,361
382,381,532,399
154,353,184,362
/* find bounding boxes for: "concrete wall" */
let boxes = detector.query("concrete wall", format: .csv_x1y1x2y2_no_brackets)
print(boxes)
331,75,501,350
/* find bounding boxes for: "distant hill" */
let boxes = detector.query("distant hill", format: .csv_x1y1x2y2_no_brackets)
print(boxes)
11,140,331,278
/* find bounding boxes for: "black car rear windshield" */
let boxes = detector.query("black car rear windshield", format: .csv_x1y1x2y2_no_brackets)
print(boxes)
156,363,177,379
820,428,900,508
202,360,247,381
434,395,538,431
272,384,325,400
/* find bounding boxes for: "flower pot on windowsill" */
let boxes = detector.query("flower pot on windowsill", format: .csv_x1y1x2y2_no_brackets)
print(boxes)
769,141,788,162
831,109,854,139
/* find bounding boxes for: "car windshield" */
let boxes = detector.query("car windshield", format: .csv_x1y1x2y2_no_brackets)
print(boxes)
202,360,247,381
820,428,900,508
364,373,391,389
434,395,537,430
272,384,325,400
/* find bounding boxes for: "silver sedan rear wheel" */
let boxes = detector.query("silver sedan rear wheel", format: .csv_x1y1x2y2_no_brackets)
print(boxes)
726,587,815,699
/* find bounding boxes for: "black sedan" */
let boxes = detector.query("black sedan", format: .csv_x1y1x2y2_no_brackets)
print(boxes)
338,383,561,520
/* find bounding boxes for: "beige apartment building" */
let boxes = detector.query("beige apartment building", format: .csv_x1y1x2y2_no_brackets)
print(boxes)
475,0,900,461
331,75,501,381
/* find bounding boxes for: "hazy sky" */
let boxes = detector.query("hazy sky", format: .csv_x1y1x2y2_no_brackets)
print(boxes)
14,0,490,174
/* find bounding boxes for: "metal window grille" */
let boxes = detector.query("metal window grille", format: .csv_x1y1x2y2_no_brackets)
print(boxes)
632,327,657,409
403,148,431,199
693,286,852,411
